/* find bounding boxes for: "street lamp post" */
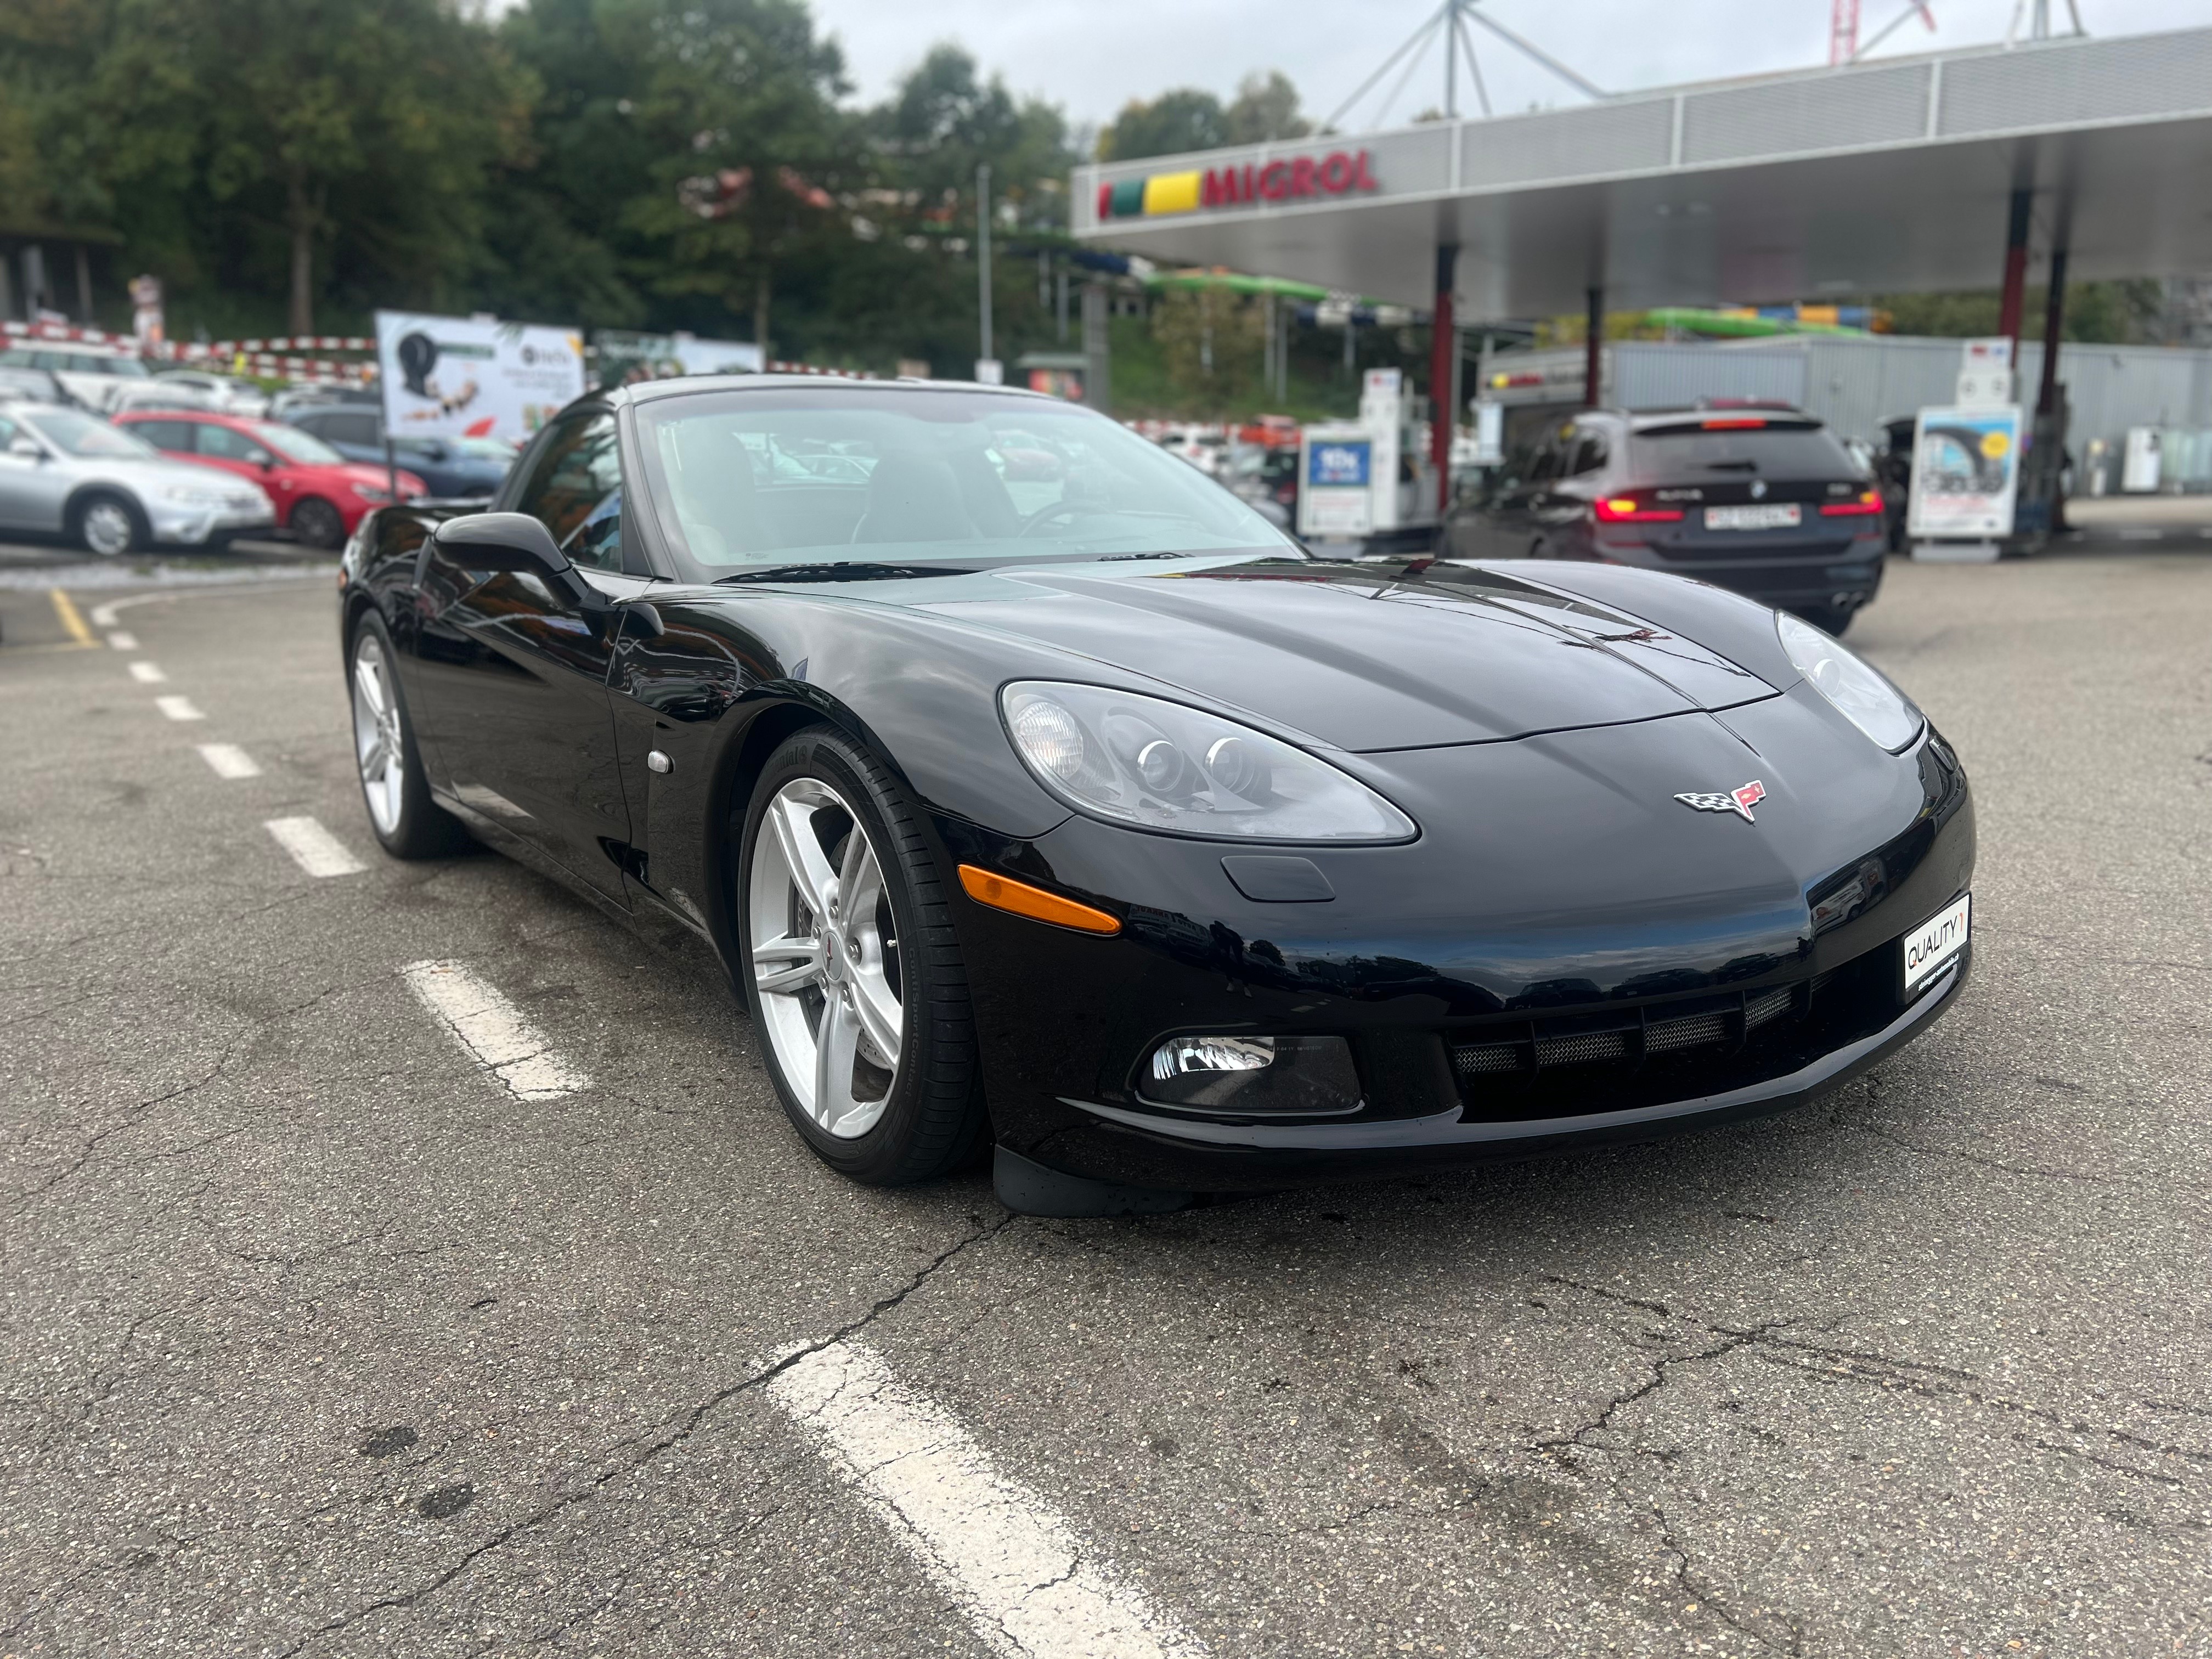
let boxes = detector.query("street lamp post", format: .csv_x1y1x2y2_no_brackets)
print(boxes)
977,163,995,381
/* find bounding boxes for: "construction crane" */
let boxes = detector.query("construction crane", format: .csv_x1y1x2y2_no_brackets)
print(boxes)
1836,0,1937,65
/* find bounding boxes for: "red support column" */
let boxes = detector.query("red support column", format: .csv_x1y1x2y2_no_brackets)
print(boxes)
1583,286,1604,408
1430,243,1458,514
2036,241,2069,414
1996,187,2033,374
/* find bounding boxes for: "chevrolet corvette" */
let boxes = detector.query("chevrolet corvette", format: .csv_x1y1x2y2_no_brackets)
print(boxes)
339,376,1973,1216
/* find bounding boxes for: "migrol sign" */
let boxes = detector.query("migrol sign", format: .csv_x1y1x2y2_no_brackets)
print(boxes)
1096,149,1381,221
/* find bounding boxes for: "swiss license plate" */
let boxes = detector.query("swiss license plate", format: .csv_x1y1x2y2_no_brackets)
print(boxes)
1902,893,1970,994
1705,503,1802,531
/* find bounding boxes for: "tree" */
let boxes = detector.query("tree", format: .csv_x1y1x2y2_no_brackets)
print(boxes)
95,0,528,333
1098,89,1226,162
504,0,850,354
1152,286,1266,409
1222,72,1310,144
1874,280,2165,343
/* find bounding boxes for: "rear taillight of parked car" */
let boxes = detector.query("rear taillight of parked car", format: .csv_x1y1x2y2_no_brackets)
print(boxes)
1818,488,1884,517
1592,493,1685,523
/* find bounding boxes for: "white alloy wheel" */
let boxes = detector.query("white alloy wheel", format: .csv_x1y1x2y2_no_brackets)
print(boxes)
351,633,407,835
81,499,136,557
747,776,904,1138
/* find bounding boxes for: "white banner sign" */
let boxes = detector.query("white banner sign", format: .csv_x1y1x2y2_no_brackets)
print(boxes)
593,330,763,387
1908,405,2022,538
375,311,586,445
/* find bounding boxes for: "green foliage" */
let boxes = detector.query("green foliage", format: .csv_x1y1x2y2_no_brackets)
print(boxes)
1099,72,1310,162
1874,280,2166,343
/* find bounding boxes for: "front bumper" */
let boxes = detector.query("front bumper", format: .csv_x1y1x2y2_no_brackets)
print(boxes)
151,500,277,546
939,704,1973,1195
1590,529,1887,612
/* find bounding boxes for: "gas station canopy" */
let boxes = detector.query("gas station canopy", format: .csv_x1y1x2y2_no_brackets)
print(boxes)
1070,27,2212,317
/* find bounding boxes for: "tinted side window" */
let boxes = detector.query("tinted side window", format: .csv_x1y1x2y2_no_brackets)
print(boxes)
131,420,198,453
197,424,273,464
1526,441,1561,483
510,411,620,555
331,414,382,448
1567,433,1608,476
561,488,624,572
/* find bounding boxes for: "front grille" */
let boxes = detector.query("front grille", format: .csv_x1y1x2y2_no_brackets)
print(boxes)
1745,985,1792,1029
1536,1029,1629,1067
1449,981,1815,1118
1646,1009,1727,1053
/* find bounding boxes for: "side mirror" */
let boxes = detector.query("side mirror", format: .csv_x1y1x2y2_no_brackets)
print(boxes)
431,511,603,611
432,510,569,576
7,436,42,460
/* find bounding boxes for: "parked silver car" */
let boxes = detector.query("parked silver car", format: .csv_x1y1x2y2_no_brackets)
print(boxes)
0,402,276,555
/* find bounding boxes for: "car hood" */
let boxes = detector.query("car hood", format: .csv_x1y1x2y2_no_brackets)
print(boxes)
910,557,1781,752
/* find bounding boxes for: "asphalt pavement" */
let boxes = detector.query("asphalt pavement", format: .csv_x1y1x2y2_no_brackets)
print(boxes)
2,550,2207,1658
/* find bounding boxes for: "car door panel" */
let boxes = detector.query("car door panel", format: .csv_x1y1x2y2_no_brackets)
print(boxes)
0,411,69,532
414,408,639,906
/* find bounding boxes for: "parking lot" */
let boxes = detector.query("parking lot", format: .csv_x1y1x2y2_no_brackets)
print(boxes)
2,549,2207,1658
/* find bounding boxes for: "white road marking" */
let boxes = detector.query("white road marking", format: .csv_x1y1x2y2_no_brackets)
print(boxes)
106,630,138,651
128,661,167,684
399,961,591,1101
264,816,366,878
197,743,262,780
154,695,205,721
768,1341,1206,1659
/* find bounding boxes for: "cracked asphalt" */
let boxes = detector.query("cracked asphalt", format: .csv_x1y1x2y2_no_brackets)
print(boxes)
2,550,2207,1658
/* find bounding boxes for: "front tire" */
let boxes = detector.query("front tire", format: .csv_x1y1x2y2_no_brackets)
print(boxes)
71,493,146,557
737,727,984,1186
349,612,467,859
292,496,346,549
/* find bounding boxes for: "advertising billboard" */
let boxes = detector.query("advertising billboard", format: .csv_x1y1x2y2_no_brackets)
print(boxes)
592,330,764,388
1907,405,2022,539
375,311,588,445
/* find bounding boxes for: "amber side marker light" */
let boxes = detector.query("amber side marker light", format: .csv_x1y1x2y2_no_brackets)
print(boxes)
957,865,1122,935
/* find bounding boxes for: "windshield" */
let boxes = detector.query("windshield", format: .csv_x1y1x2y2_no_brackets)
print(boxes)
635,386,1295,578
252,421,345,465
21,409,159,458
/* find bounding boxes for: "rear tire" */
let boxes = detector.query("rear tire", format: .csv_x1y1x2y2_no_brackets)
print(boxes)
736,726,985,1187
348,611,468,859
71,493,146,557
292,496,346,549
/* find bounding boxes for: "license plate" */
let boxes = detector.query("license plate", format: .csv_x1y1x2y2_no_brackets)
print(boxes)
1705,503,1802,531
1902,893,1970,994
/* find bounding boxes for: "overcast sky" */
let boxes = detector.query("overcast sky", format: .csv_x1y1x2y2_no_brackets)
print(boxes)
805,0,2208,130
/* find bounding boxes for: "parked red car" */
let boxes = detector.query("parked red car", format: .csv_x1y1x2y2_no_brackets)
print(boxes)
111,410,425,547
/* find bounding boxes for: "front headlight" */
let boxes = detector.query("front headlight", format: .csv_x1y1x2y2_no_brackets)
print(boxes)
1001,681,1415,842
352,483,391,503
1776,612,1923,752
161,483,225,506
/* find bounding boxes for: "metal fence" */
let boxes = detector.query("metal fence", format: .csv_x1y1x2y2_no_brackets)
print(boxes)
1481,334,2212,477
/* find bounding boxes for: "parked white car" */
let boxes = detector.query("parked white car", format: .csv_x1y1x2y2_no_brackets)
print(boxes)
150,368,270,418
0,402,275,555
0,342,157,412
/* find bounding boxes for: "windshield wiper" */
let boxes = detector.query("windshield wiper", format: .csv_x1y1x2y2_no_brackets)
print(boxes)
714,562,975,585
1702,460,1759,472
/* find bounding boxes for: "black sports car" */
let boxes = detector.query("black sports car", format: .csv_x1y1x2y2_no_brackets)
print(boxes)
340,376,1974,1216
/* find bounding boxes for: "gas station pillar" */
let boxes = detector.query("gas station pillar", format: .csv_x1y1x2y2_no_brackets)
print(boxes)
1997,187,2033,370
1583,287,1604,409
1430,244,1458,512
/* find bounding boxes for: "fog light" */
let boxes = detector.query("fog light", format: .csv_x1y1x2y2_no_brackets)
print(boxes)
1141,1034,1362,1116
